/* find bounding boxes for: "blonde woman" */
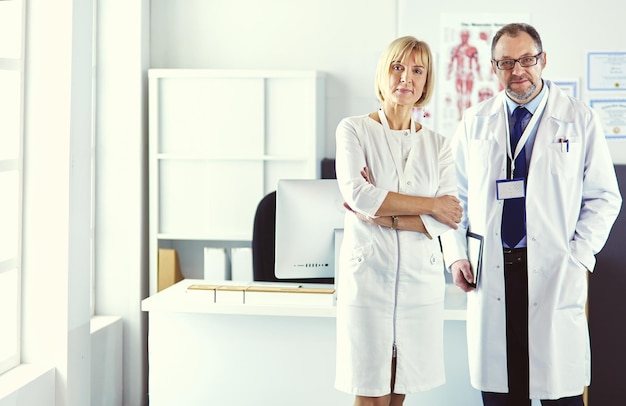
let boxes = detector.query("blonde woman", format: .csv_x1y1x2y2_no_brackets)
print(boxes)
334,36,462,406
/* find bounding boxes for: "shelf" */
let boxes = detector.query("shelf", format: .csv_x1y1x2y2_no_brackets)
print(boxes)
148,69,325,294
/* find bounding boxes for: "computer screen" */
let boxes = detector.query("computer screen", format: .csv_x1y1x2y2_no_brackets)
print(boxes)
274,179,345,281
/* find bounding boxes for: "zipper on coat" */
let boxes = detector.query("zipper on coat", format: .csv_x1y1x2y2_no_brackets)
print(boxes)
392,227,401,362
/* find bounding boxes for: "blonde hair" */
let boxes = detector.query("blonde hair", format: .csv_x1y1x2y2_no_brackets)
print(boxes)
375,36,435,107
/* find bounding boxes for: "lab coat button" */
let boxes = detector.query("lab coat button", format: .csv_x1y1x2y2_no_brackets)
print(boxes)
406,181,411,186
403,131,409,136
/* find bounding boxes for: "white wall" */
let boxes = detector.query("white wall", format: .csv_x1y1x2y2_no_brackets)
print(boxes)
94,1,150,405
22,0,93,404
150,0,626,163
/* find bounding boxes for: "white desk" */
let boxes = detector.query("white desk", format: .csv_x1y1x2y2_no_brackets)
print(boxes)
142,279,482,405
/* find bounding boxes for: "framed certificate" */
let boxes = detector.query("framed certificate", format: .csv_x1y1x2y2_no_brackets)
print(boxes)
553,79,579,99
587,52,626,91
589,99,626,138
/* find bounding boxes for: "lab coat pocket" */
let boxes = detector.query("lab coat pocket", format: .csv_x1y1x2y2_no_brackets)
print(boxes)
348,243,374,272
555,253,588,311
403,242,446,305
337,242,376,304
567,250,588,273
547,140,579,178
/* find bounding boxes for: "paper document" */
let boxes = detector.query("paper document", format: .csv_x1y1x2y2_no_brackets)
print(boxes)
204,247,229,280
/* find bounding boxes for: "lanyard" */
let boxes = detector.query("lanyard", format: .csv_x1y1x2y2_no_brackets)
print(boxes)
378,109,415,189
504,86,549,179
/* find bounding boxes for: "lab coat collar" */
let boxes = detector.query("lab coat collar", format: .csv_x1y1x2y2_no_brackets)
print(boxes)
474,81,572,160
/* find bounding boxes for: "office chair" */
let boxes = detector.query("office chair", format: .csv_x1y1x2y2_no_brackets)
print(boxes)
251,190,334,284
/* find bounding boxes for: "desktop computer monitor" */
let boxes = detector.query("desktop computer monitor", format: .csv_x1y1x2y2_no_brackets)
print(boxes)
274,179,345,281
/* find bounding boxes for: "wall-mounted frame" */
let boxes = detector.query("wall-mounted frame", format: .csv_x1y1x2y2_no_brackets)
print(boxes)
587,52,626,91
589,99,626,138
552,79,580,99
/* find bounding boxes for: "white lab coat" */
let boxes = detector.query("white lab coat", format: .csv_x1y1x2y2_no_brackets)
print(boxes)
334,114,456,396
440,81,622,399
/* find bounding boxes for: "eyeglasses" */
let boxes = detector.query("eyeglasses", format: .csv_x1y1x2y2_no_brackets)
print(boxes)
492,52,544,70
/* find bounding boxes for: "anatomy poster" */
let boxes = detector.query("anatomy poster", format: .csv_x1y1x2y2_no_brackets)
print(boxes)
438,14,529,137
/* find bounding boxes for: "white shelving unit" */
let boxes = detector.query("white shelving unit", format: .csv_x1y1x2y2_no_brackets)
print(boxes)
148,69,325,294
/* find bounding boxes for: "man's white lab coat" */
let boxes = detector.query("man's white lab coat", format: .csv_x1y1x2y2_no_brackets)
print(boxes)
441,81,622,399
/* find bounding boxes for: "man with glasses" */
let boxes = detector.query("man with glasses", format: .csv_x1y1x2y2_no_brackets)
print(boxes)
441,23,621,405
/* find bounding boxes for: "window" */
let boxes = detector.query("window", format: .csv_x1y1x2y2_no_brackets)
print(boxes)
0,0,25,376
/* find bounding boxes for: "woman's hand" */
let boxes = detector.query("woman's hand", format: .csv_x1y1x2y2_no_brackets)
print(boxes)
430,195,462,229
343,202,428,233
361,167,373,184
343,202,388,227
352,165,460,233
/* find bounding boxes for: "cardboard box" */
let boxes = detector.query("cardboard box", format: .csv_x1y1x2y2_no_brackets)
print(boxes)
158,248,184,291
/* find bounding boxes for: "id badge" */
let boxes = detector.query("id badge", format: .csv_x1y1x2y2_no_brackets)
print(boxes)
496,178,525,200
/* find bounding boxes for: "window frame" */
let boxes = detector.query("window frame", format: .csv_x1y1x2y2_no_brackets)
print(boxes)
0,0,25,376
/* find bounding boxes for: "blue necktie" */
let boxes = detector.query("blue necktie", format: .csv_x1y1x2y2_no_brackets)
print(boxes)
502,106,530,248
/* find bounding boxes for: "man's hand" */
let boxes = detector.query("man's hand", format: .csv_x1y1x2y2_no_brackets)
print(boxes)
451,259,475,292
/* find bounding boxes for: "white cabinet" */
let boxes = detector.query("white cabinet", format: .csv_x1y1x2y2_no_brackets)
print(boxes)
148,69,325,294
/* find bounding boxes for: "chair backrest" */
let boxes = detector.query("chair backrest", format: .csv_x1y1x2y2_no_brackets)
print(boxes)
252,191,278,282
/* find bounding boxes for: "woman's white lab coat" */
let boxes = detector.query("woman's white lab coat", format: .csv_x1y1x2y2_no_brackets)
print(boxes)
440,81,622,399
334,114,456,396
